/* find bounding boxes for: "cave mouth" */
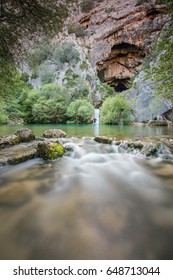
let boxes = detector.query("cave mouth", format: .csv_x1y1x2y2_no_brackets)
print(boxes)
97,42,145,93
109,78,131,92
111,83,128,92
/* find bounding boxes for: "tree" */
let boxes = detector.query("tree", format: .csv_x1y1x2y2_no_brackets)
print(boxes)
0,0,75,97
66,99,94,123
101,96,133,125
0,0,74,62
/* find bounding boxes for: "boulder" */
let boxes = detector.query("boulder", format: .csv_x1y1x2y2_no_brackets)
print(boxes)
94,136,113,144
15,128,35,142
37,142,65,160
43,129,67,138
148,120,168,127
0,134,20,150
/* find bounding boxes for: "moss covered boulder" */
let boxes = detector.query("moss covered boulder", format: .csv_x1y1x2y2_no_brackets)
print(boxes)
43,129,67,138
15,128,35,142
37,142,65,160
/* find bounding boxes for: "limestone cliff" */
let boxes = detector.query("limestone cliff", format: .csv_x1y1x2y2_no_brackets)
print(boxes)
78,0,169,91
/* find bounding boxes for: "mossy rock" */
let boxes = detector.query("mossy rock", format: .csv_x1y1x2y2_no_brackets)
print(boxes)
15,128,36,142
37,142,65,160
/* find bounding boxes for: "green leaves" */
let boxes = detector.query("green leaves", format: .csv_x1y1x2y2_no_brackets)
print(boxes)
66,99,94,123
101,96,133,125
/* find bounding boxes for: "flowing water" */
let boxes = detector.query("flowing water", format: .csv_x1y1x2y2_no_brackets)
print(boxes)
0,137,173,259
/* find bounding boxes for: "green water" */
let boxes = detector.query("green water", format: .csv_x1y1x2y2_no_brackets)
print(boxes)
0,123,173,138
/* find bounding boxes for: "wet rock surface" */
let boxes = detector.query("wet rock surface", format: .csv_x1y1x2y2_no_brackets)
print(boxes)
0,134,20,150
0,142,38,166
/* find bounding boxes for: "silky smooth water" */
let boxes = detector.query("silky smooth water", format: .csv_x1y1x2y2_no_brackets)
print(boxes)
0,123,173,138
0,138,173,259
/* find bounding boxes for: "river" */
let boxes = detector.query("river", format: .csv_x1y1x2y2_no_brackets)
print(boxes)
0,123,173,138
0,125,173,259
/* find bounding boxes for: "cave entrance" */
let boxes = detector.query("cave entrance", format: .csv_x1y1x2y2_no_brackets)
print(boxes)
109,78,131,92
97,41,145,92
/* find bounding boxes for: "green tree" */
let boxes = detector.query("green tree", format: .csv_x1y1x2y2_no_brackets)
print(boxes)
66,99,94,123
52,42,80,69
101,96,133,125
0,0,75,97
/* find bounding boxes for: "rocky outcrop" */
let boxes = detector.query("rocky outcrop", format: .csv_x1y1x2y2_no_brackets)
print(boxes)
0,143,37,165
0,129,36,150
148,120,167,126
79,0,169,91
125,71,172,122
0,134,20,150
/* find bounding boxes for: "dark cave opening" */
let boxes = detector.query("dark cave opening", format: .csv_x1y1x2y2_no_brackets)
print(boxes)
111,83,128,92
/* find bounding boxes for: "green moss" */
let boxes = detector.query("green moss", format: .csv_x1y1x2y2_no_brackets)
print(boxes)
37,142,65,160
49,143,65,159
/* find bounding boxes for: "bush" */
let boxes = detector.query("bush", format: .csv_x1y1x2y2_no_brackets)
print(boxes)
80,0,94,12
66,99,94,123
23,84,70,124
101,96,133,125
68,24,86,37
52,42,80,68
28,43,52,68
38,62,55,85
0,98,8,124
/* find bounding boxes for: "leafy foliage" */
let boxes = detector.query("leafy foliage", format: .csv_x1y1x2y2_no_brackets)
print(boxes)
66,99,94,123
146,24,173,102
80,0,94,12
52,42,80,68
101,96,133,125
68,24,86,37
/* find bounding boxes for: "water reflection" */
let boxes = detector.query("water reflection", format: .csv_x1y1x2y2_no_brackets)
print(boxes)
0,124,173,138
93,124,100,136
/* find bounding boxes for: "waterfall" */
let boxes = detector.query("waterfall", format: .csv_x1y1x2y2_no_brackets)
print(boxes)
93,108,100,125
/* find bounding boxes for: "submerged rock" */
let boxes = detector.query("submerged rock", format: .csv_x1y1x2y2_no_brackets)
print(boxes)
43,129,67,138
0,134,20,150
15,128,36,142
37,142,65,160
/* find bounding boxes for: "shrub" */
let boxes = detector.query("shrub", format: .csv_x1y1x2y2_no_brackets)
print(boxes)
66,99,94,123
52,42,80,68
80,0,94,12
28,43,52,68
38,62,55,85
0,98,8,124
68,24,86,37
101,95,133,125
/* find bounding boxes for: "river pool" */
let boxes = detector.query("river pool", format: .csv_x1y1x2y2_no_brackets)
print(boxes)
0,123,173,138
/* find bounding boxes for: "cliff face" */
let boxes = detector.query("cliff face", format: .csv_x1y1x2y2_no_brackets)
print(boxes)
79,0,169,91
